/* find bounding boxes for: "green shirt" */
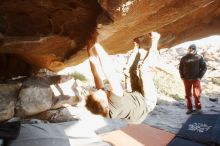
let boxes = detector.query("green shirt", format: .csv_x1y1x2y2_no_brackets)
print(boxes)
108,91,147,124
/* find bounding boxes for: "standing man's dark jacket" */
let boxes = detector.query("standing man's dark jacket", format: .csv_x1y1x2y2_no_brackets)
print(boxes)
179,53,207,79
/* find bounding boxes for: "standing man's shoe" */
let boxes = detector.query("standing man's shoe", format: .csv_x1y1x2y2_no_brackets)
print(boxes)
186,109,194,114
193,108,202,114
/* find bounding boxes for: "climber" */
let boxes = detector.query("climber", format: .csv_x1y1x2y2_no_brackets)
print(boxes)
85,31,160,123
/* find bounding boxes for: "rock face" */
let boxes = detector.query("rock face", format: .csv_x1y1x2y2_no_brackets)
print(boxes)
0,0,220,79
0,0,103,79
16,80,53,117
0,75,80,122
0,83,21,122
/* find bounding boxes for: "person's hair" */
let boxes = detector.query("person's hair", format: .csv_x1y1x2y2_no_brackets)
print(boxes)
85,94,108,117
188,44,197,50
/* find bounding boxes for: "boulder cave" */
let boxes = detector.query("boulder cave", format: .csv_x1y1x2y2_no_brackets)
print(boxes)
0,0,220,79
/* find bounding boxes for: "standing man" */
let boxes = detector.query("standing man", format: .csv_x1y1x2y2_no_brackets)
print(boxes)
179,44,207,114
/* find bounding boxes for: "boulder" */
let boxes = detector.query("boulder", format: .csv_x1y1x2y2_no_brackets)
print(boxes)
0,83,21,122
30,107,79,123
52,95,79,110
50,77,80,109
16,77,53,117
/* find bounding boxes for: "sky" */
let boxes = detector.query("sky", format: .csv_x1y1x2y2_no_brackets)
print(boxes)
172,35,220,49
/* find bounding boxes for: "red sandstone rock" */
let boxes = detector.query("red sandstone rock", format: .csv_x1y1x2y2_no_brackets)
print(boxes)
0,0,220,78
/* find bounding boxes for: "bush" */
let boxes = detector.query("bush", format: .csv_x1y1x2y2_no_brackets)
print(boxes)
72,72,87,82
211,77,220,85
153,71,185,101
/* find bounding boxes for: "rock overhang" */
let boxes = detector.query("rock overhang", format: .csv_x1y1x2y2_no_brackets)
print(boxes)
0,0,220,79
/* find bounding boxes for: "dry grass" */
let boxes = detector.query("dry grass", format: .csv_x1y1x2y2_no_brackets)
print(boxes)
211,77,220,86
72,71,87,82
153,71,185,101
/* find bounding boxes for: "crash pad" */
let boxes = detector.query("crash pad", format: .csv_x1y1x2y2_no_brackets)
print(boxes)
167,114,220,146
7,121,111,146
100,124,175,146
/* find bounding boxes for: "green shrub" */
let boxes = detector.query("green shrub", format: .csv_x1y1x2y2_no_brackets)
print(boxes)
72,72,87,82
211,77,220,85
153,71,185,101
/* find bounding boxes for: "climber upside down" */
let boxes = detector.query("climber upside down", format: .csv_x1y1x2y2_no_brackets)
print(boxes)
85,31,160,124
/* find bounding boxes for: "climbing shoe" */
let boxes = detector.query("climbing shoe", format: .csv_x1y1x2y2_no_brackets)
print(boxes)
193,108,202,114
186,109,194,114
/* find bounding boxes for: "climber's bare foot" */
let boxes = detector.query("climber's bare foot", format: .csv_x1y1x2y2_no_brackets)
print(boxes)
148,32,160,41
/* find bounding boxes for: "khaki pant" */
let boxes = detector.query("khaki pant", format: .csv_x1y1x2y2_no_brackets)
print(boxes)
125,51,157,112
